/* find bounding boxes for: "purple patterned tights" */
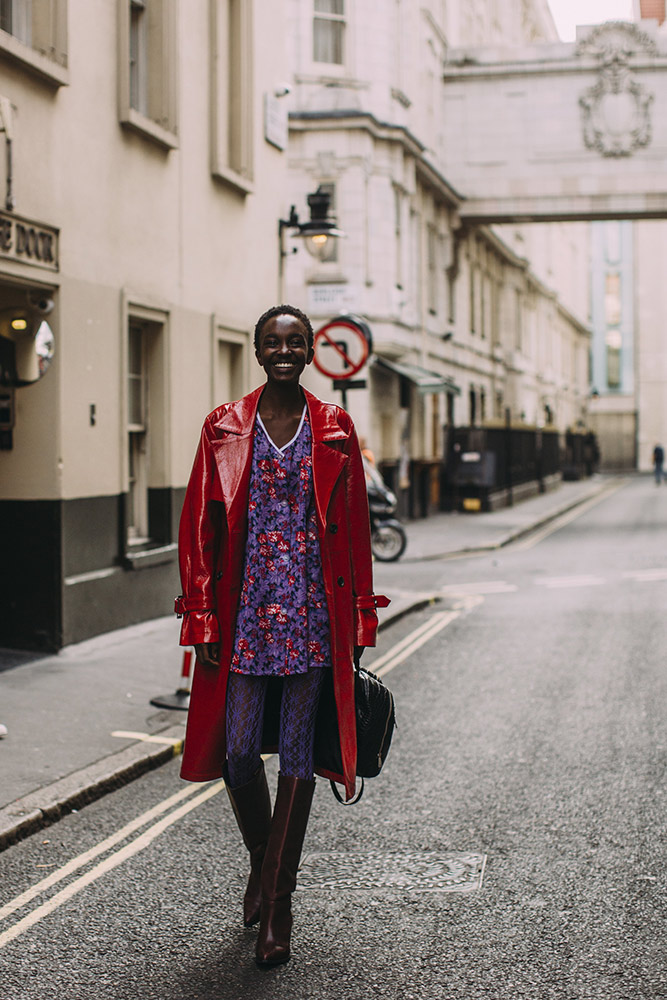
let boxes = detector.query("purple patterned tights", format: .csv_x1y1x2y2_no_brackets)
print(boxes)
225,669,326,789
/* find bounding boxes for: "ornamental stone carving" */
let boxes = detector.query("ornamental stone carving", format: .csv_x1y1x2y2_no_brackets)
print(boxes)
577,22,656,158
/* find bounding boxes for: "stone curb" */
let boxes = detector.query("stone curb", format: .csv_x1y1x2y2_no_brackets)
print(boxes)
0,726,184,852
0,479,622,852
0,596,436,854
400,477,624,563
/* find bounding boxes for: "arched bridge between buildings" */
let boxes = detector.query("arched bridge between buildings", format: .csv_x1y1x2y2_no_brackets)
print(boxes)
442,21,667,224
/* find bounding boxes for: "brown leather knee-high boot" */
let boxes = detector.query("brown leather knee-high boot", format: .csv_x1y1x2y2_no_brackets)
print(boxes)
255,773,315,967
225,762,272,927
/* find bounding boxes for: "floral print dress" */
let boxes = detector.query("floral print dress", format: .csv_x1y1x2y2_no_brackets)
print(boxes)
230,407,332,676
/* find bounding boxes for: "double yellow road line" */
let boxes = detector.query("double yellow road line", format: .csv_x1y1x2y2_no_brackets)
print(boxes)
0,605,464,949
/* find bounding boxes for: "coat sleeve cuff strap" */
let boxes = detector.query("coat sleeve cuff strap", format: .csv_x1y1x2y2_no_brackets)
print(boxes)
174,595,214,617
354,594,390,610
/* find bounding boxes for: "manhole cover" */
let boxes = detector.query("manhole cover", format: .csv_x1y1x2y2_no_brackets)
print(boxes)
297,851,486,892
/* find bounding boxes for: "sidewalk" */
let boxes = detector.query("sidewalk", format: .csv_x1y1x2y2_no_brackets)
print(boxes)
0,473,624,849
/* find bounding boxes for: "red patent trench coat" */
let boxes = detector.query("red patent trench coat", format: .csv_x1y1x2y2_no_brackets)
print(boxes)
175,385,388,801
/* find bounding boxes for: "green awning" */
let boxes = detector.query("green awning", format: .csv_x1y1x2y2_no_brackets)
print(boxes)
373,357,461,395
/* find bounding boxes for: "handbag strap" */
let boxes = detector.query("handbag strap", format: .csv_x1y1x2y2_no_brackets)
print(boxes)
329,778,365,805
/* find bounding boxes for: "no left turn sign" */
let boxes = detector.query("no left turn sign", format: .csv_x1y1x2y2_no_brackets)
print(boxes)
312,316,371,380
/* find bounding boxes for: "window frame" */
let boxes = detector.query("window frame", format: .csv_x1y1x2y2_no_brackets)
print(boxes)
426,223,438,317
121,295,173,563
209,0,254,195
313,0,345,67
393,185,403,289
210,317,249,407
118,0,179,151
0,0,68,87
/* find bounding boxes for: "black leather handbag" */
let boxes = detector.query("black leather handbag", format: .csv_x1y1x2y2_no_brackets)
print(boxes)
314,662,396,804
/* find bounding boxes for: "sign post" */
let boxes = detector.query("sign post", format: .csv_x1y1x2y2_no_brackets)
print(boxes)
312,315,373,409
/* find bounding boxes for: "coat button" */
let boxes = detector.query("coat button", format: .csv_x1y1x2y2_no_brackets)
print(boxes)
337,576,345,587
329,523,338,533
216,571,223,580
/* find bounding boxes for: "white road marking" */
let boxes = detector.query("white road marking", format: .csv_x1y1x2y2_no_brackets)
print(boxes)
368,613,454,673
373,605,478,679
439,581,518,595
0,783,201,923
435,568,667,598
622,568,667,582
513,481,626,551
0,781,225,949
0,608,474,947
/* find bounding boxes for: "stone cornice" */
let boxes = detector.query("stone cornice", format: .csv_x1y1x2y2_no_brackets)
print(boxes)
288,110,463,207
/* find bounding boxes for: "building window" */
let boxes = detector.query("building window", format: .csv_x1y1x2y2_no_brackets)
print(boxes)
314,0,345,65
394,186,403,288
446,266,456,323
469,264,477,334
210,0,254,193
129,0,147,116
212,319,248,406
606,329,622,389
127,322,149,543
0,0,31,45
446,391,455,427
469,387,477,426
118,0,178,149
124,303,170,552
604,272,621,326
604,272,622,389
490,278,500,347
427,225,438,315
480,270,486,339
515,289,522,351
0,0,68,84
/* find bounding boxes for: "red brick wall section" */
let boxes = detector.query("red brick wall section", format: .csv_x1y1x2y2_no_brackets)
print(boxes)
639,0,665,24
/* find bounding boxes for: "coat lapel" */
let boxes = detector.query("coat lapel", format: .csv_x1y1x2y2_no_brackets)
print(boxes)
208,385,349,530
209,386,263,527
304,388,349,528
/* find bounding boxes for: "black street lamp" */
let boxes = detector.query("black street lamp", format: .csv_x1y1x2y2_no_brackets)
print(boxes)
278,186,344,296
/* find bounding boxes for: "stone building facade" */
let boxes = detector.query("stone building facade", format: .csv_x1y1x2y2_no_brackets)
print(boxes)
587,2,667,472
0,0,596,651
0,0,290,649
284,0,591,512
588,221,636,470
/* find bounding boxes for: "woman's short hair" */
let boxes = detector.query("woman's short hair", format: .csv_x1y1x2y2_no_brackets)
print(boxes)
254,304,314,350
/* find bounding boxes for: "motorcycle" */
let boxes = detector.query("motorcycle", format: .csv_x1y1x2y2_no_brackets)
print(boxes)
364,459,407,562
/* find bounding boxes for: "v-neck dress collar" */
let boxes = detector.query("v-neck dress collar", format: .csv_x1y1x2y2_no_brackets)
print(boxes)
256,405,307,455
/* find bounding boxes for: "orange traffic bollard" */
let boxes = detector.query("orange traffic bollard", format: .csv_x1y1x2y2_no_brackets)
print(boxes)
150,649,192,710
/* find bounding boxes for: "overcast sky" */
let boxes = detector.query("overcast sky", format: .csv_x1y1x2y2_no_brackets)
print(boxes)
547,0,635,41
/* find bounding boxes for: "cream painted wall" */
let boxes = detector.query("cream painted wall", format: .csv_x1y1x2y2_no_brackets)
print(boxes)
285,0,592,461
0,0,290,500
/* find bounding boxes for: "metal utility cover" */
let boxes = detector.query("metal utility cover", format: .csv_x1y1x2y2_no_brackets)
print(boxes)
297,851,486,892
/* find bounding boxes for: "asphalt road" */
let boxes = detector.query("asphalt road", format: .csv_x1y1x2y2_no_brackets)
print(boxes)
1,477,666,999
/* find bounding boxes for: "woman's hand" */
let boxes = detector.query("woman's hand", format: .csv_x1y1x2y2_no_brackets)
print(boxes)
354,645,365,664
194,642,220,666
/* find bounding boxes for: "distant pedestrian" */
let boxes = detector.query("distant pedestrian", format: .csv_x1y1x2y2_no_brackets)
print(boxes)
653,444,664,484
176,304,387,967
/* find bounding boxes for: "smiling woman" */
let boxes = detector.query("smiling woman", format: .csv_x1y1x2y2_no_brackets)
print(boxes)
175,303,387,967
